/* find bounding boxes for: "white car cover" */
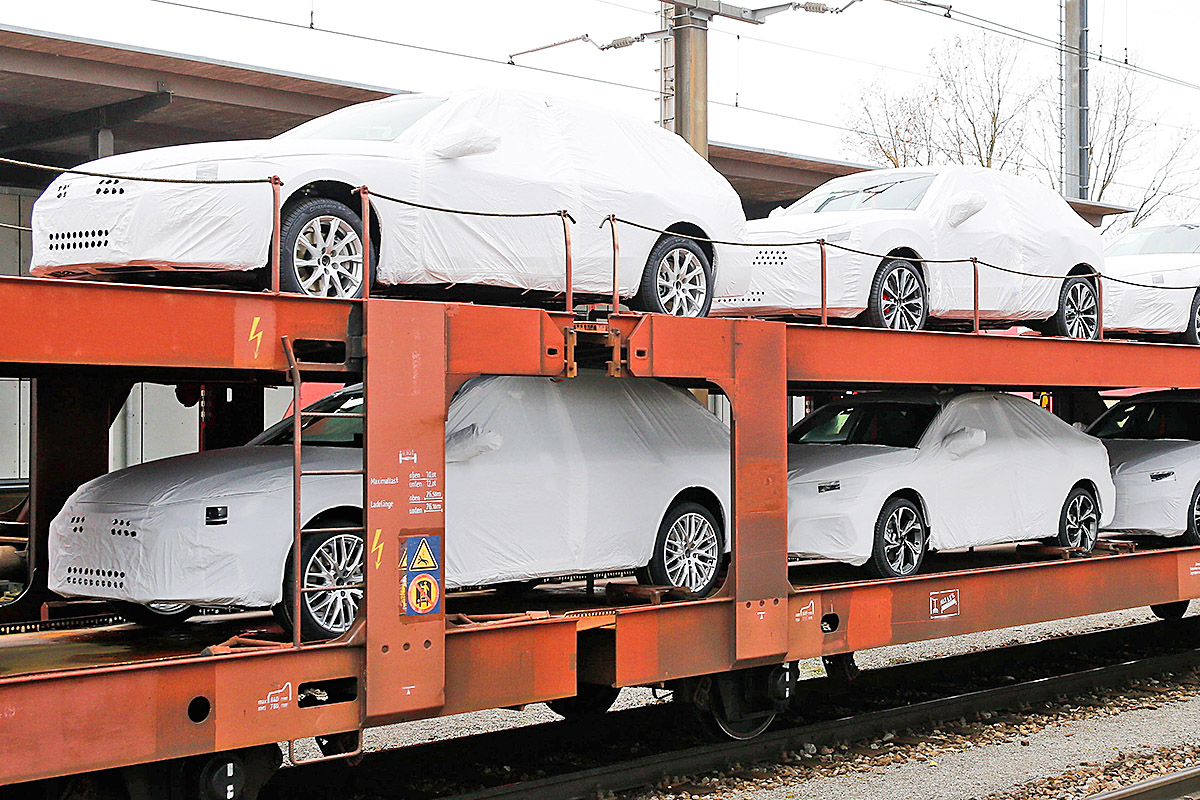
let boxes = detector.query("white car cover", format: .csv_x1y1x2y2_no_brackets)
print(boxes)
1090,391,1200,535
787,392,1115,565
1101,224,1200,334
713,165,1104,323
30,89,751,301
48,373,731,608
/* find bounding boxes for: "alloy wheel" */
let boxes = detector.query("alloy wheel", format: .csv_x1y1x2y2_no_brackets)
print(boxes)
303,532,365,635
1064,493,1099,549
662,511,720,592
1063,281,1099,339
655,247,708,317
882,504,924,575
147,602,189,615
292,215,364,298
880,266,925,330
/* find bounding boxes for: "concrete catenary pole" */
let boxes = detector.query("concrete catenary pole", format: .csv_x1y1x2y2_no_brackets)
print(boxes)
1062,0,1089,199
672,5,710,159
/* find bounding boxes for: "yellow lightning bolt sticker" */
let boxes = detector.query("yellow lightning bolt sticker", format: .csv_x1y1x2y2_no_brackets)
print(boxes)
249,316,264,359
371,528,385,569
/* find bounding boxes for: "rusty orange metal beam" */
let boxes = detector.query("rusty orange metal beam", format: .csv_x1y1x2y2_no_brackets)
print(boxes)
0,276,354,374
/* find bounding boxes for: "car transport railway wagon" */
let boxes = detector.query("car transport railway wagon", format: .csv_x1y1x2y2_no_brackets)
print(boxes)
6,279,1200,799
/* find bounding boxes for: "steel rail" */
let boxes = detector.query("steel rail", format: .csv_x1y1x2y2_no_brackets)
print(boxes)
438,647,1200,800
1090,766,1200,800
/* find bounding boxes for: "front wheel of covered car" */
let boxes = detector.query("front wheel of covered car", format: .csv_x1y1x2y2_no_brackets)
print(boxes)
1183,482,1200,546
867,497,927,578
279,197,376,299
1051,276,1100,340
280,526,365,641
866,259,928,331
109,600,196,627
1056,486,1099,551
632,235,713,317
643,501,724,596
1180,290,1200,346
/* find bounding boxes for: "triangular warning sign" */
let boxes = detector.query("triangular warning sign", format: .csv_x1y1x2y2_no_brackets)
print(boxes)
410,538,438,571
399,544,408,571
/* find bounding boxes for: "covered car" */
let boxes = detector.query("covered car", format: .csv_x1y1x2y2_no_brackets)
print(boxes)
30,89,750,316
1101,223,1200,343
712,165,1105,338
787,391,1115,577
1089,390,1200,540
48,372,731,639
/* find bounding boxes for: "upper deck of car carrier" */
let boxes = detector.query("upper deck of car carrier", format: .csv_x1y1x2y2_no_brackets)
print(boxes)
3,274,1200,792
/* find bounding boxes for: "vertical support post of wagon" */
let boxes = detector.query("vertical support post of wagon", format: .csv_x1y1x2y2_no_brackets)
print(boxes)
359,187,372,302
608,215,620,314
270,176,282,295
972,258,980,334
282,337,303,649
561,211,574,315
727,319,790,665
363,300,447,723
819,240,828,326
1095,273,1104,341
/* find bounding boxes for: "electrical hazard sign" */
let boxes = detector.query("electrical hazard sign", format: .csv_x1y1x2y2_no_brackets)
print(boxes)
404,535,442,616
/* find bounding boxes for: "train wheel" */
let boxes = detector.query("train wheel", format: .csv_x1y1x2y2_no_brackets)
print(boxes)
1151,600,1190,620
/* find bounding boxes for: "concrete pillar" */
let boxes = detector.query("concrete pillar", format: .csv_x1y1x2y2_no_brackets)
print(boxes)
673,6,709,159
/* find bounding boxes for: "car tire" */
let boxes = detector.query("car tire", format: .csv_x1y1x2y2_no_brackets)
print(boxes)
867,496,927,578
109,600,196,627
1050,276,1100,340
643,501,723,596
278,521,365,641
1056,485,1100,551
866,258,928,331
1183,482,1200,546
1180,291,1200,346
631,235,713,317
278,197,376,299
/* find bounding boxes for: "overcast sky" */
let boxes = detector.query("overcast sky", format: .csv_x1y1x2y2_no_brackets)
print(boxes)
7,0,1200,214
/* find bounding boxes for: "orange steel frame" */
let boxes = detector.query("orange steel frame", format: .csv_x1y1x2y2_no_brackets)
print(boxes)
4,278,1200,787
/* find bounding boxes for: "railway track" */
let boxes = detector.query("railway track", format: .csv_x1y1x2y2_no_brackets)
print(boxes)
263,616,1200,800
1091,766,1200,800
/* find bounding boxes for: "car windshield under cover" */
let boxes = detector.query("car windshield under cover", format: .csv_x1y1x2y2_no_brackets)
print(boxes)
1106,224,1200,257
785,173,936,216
253,389,364,447
276,96,447,142
789,401,940,448
1089,400,1200,441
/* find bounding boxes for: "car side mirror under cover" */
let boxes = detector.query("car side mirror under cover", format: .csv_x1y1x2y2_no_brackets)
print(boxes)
946,191,987,228
943,426,986,459
445,423,503,463
431,121,502,159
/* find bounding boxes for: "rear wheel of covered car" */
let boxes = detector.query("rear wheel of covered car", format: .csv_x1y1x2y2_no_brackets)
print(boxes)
1051,276,1100,340
279,197,375,299
1056,485,1099,551
867,496,927,578
632,235,713,317
643,501,723,596
1183,482,1200,546
867,258,928,331
1180,290,1200,346
109,600,196,627
280,524,365,641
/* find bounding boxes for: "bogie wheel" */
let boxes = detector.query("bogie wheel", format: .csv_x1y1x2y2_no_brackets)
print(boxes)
643,501,724,596
1056,486,1100,551
1051,276,1100,340
279,521,365,641
1181,291,1200,346
1151,600,1190,620
866,497,927,578
632,235,713,317
687,676,776,741
867,258,928,331
1184,482,1200,546
109,600,196,627
547,683,622,720
279,197,376,299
